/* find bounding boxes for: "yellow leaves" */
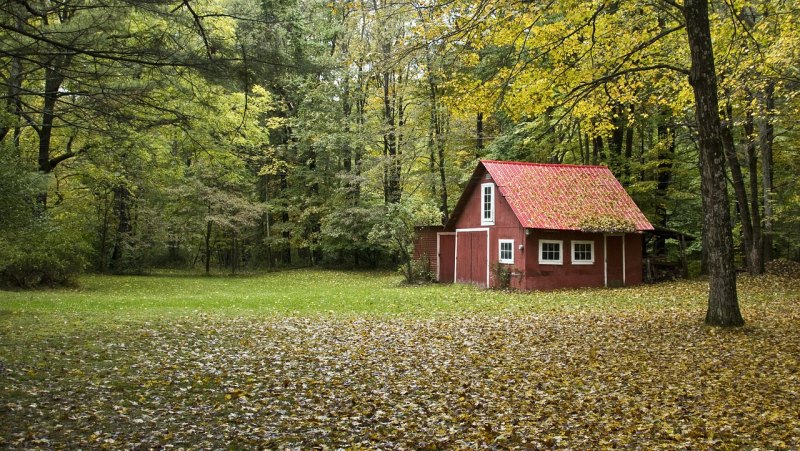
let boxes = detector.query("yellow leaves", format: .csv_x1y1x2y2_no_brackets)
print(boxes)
2,272,800,447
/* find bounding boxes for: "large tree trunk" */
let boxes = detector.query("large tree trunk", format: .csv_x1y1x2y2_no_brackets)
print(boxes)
683,0,743,327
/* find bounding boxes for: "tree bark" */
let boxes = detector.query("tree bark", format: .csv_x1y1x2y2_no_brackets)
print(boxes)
759,82,775,262
743,99,763,274
683,0,743,327
205,216,212,275
720,107,756,274
655,115,675,255
380,62,400,204
110,185,132,273
437,111,449,223
476,112,484,155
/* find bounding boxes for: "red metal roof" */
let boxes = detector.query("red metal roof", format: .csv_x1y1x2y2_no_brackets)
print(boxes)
481,160,654,231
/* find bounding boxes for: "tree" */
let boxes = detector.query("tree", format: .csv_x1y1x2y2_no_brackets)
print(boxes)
682,0,743,326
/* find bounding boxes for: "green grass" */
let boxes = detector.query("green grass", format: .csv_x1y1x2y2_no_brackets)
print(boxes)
0,268,713,317
1,270,798,448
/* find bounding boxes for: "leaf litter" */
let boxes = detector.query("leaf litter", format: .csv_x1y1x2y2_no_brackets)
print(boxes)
1,276,799,449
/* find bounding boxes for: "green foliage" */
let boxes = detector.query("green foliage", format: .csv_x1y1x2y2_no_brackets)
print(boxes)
491,262,513,290
0,152,89,287
407,253,436,284
0,152,40,228
578,215,637,234
0,219,89,288
368,201,441,282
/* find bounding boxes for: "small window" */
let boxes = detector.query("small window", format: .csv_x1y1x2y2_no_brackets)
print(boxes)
481,183,494,225
499,239,514,264
572,240,594,265
539,239,563,265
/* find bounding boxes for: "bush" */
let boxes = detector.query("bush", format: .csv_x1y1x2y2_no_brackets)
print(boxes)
0,220,90,288
403,254,435,284
492,262,513,290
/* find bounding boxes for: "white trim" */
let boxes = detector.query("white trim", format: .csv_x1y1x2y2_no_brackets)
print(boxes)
480,183,495,226
455,228,491,287
538,239,563,265
603,233,624,287
456,227,490,232
436,232,456,282
571,240,595,265
498,239,514,264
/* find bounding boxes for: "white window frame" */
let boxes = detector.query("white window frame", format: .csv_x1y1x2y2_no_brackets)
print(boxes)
539,239,563,265
480,183,495,226
571,240,595,265
498,239,514,264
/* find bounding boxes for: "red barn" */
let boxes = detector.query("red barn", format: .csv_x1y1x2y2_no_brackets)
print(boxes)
427,160,654,290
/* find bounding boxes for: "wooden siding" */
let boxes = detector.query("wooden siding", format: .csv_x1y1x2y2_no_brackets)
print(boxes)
412,227,441,276
438,234,455,283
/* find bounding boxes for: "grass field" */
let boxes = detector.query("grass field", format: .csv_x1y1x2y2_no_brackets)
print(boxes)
1,269,799,448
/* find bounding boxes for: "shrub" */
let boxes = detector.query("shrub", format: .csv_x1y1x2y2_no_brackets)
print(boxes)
492,262,513,290
0,220,90,288
403,254,435,284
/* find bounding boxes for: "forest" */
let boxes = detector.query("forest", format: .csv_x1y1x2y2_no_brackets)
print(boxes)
1,0,798,292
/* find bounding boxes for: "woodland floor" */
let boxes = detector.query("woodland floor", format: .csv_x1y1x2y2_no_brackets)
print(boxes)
1,269,799,449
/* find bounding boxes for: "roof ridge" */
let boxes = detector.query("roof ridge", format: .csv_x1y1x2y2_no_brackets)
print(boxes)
480,159,609,170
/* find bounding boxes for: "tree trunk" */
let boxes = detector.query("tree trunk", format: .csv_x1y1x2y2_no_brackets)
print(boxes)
624,106,634,182
280,172,291,264
427,68,439,202
381,63,400,204
683,0,743,327
110,185,132,273
592,136,604,165
609,103,625,174
655,115,675,256
437,111,449,223
720,108,756,274
205,217,212,275
759,82,775,262
743,100,763,274
476,112,484,155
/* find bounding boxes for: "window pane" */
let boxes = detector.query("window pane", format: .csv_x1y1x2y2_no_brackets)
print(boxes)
499,241,512,262
483,186,492,219
574,243,592,261
542,242,561,261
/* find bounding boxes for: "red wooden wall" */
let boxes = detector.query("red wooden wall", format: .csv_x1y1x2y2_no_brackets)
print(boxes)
412,226,441,276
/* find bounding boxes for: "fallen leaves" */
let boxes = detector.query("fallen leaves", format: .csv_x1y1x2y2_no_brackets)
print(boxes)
0,275,799,448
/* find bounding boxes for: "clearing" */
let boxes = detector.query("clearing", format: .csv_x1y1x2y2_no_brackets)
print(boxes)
1,270,799,448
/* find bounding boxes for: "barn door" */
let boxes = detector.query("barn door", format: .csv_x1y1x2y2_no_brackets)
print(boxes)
456,230,488,287
605,235,624,287
437,233,455,283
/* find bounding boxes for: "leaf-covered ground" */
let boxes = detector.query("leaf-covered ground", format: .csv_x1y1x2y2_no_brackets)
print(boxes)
1,270,799,448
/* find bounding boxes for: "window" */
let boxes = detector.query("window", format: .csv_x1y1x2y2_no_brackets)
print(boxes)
499,239,514,264
481,183,494,225
572,240,595,264
539,239,563,264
